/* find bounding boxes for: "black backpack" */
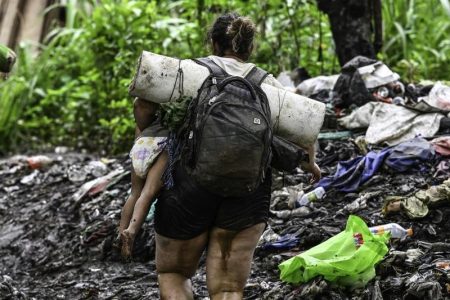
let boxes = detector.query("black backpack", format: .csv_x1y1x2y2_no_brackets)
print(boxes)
179,57,273,197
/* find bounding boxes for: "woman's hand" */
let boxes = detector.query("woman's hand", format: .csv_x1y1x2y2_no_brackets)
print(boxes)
299,143,321,184
300,161,321,184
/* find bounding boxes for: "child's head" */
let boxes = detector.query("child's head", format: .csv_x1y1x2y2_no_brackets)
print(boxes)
208,12,256,61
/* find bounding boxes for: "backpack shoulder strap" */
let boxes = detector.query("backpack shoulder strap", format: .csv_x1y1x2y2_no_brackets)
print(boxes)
193,57,227,77
245,66,269,86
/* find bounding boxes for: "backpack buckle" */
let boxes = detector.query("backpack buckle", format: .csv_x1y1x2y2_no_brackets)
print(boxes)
212,77,217,85
208,96,217,106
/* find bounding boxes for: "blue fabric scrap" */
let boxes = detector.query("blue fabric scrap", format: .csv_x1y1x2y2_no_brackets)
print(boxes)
316,137,435,192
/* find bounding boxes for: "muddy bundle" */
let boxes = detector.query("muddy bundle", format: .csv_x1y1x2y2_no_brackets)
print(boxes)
129,51,325,148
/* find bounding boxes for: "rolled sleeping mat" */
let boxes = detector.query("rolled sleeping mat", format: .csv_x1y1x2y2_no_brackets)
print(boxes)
129,51,325,148
0,45,16,73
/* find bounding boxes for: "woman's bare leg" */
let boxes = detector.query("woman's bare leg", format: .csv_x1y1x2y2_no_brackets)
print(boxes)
206,223,266,300
156,232,209,300
121,152,168,257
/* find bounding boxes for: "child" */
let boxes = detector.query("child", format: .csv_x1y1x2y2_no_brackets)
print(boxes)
119,98,168,259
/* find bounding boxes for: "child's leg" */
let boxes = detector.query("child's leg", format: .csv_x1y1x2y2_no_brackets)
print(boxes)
121,151,168,257
119,167,145,235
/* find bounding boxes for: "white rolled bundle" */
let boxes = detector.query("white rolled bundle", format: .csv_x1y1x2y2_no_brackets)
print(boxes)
129,51,325,148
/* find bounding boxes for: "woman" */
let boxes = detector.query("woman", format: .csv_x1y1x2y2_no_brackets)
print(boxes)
149,13,321,299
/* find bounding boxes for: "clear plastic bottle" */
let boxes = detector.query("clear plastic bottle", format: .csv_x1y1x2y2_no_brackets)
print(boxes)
296,187,326,207
369,223,413,239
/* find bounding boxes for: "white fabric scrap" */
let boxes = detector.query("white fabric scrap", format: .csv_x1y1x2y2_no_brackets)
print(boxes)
339,102,444,146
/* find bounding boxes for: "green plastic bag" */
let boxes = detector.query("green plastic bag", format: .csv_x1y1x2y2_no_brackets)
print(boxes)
279,215,389,288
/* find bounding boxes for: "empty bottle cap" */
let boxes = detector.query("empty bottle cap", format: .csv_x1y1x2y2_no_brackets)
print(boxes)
406,228,413,236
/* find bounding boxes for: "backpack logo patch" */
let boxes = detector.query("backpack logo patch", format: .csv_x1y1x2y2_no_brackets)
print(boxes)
253,118,261,125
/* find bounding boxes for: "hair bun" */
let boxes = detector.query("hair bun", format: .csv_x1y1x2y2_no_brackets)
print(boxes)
227,17,255,39
226,17,256,54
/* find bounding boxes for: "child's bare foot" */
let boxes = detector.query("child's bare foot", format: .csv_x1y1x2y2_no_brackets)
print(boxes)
120,229,136,260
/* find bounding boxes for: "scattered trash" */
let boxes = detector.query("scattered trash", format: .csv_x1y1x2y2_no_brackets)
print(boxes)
1,131,450,298
86,160,108,177
20,170,41,186
73,168,126,202
423,82,450,111
369,223,413,239
27,155,53,169
279,215,389,288
296,187,326,207
339,102,444,145
260,233,300,250
431,136,450,156
383,178,450,219
318,131,353,140
67,164,88,182
296,75,339,97
317,137,435,192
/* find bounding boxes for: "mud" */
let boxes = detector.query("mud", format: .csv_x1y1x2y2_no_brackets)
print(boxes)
0,139,449,299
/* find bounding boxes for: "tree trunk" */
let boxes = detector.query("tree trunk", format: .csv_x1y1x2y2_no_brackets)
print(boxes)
317,0,382,67
0,44,16,73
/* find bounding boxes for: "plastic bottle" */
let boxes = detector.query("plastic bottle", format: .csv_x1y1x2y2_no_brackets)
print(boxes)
377,86,389,98
393,96,405,105
369,223,413,239
296,187,326,207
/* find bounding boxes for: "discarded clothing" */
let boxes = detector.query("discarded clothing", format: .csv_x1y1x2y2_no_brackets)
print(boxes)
332,57,399,109
423,82,450,111
297,75,339,97
405,271,443,300
279,215,389,287
434,160,450,179
339,102,444,145
338,102,376,129
357,61,400,89
384,138,435,172
276,71,295,88
317,137,435,192
260,233,300,250
383,178,450,219
431,136,450,156
332,56,377,109
317,148,390,192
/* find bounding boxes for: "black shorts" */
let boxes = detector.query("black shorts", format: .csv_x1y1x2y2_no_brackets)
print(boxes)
154,166,271,240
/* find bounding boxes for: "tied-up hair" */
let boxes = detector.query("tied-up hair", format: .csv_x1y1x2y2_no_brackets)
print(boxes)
208,12,256,60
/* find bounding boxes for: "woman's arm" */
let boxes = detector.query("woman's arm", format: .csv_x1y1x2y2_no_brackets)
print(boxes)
299,144,321,183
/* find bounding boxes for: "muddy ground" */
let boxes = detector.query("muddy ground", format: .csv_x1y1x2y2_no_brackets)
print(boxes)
1,138,449,299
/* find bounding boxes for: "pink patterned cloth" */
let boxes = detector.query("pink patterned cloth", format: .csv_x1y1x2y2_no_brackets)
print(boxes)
431,136,450,156
130,136,166,178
